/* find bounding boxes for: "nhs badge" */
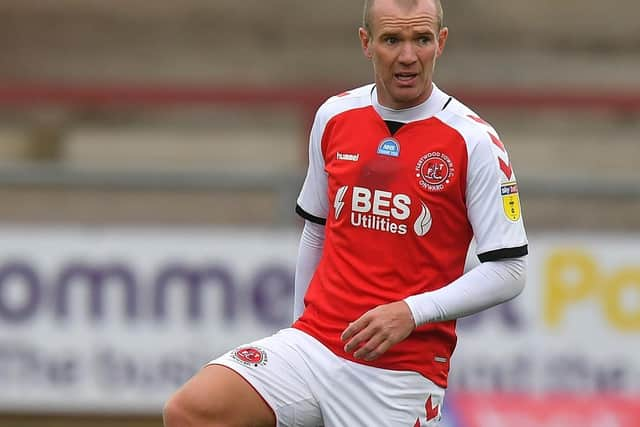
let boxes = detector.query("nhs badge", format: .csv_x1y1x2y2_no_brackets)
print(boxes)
377,138,400,157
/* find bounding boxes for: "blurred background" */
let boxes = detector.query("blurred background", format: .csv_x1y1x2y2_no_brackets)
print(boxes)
0,1,638,426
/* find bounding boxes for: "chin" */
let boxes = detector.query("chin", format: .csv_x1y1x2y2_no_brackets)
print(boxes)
391,92,422,108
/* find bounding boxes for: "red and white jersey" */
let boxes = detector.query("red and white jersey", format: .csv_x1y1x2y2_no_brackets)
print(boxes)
293,83,528,388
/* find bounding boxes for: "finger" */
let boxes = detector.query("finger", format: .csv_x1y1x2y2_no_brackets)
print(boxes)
361,340,393,362
340,322,357,342
343,325,376,353
353,333,386,360
340,315,370,342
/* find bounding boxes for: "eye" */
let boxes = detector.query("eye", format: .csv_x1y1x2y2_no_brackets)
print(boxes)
383,36,399,45
417,36,432,45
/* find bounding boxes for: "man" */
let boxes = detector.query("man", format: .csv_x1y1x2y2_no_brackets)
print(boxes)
163,0,527,425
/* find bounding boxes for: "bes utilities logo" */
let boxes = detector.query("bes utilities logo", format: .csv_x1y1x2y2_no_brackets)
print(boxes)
333,185,431,236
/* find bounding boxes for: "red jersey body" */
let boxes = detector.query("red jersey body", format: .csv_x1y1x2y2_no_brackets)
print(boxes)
294,84,528,388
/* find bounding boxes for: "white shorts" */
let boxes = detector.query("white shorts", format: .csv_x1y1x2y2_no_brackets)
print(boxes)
209,328,445,427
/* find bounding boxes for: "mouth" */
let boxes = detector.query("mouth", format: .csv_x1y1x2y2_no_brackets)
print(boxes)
394,72,418,86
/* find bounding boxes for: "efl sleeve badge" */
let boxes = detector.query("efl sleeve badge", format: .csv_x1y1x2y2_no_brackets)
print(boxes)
501,182,521,222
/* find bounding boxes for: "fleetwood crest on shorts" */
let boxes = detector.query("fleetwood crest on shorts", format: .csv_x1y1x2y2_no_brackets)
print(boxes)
231,346,268,368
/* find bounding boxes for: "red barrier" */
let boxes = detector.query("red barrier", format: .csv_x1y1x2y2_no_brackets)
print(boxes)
1,83,639,112
451,392,640,427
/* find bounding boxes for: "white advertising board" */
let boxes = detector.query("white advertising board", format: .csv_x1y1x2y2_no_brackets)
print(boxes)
0,227,638,413
451,233,640,394
0,227,298,413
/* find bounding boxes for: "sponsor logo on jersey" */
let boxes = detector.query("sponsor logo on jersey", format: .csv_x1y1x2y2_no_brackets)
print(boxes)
333,185,432,237
416,152,454,192
350,186,410,235
501,182,521,221
413,201,432,237
377,138,400,157
336,152,360,162
334,185,348,220
231,346,268,367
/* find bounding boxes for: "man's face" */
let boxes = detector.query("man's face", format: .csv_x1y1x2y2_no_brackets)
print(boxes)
360,0,448,109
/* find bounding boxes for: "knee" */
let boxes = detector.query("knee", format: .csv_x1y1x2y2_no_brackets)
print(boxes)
163,393,190,427
163,390,231,427
162,365,274,427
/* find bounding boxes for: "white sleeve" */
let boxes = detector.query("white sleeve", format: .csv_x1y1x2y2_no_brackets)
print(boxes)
293,221,325,321
296,107,329,222
404,256,527,325
466,127,528,260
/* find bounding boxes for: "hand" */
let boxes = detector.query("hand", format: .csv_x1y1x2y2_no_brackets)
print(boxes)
341,300,416,361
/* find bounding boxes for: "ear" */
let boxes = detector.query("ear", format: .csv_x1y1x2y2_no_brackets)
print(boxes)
436,27,448,58
359,27,373,59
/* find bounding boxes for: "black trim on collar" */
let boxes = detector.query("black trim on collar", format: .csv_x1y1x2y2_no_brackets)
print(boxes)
384,120,405,135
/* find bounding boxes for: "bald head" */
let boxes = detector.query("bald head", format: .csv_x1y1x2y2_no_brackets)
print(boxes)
363,0,443,34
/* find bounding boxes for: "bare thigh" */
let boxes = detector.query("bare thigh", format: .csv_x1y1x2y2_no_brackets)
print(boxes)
168,364,276,427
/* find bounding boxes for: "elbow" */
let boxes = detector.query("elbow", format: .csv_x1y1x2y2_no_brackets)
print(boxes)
513,271,526,298
496,256,527,303
509,256,528,300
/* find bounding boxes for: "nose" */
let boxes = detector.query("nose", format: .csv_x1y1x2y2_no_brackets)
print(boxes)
398,41,418,65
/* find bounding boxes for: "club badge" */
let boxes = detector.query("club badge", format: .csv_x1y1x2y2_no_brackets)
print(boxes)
231,346,268,367
416,152,454,191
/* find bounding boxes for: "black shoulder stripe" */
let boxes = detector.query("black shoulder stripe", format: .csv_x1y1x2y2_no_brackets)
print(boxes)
442,97,452,110
296,205,326,226
478,245,528,263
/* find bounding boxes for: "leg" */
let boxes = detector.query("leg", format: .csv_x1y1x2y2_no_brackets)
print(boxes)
163,364,276,427
315,359,445,426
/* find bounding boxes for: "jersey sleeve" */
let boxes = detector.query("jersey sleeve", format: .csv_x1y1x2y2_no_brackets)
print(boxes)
296,107,329,225
466,129,528,262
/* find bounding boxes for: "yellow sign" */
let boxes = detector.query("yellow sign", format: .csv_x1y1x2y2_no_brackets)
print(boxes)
501,182,521,221
545,249,640,331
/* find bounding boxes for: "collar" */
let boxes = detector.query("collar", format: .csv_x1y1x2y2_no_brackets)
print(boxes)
371,83,449,123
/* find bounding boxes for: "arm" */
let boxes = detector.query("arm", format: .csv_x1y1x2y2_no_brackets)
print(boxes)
341,257,526,360
293,101,330,320
293,221,325,321
404,256,526,325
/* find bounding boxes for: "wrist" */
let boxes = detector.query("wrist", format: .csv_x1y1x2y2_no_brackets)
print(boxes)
403,295,429,327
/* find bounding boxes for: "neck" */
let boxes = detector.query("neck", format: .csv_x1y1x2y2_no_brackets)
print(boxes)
372,83,448,123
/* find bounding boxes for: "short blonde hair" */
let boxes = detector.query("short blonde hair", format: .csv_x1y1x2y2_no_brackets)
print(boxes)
363,0,443,34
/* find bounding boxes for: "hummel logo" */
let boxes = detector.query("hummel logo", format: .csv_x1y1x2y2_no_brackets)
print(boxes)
337,152,360,162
